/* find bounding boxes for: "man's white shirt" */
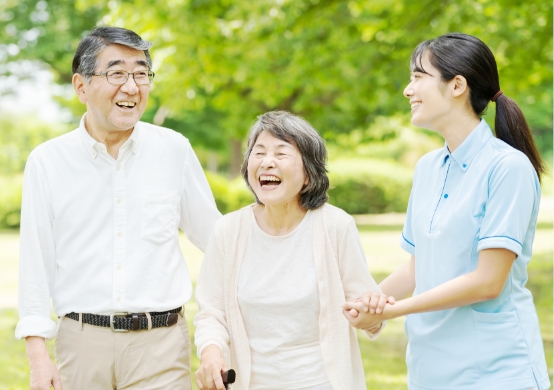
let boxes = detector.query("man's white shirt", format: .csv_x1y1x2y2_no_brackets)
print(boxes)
16,115,222,340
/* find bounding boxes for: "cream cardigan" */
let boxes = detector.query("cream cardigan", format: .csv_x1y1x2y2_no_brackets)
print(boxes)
194,204,381,390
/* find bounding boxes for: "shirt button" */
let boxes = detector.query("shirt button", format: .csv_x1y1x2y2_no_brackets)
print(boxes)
116,165,120,171
444,194,449,199
116,297,121,301
117,198,122,203
117,232,122,237
117,265,122,270
462,164,467,168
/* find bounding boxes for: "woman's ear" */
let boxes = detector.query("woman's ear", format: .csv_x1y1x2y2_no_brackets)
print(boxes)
451,75,468,98
73,73,87,104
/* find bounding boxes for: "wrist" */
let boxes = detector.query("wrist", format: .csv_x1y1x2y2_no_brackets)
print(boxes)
25,336,48,360
383,299,408,320
201,344,222,360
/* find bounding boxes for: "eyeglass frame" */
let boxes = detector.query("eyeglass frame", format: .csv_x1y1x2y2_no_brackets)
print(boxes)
87,69,155,85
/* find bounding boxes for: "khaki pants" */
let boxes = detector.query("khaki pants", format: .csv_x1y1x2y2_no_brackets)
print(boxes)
54,313,192,390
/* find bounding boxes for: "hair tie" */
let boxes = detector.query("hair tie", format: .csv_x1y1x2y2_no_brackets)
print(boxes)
491,90,503,102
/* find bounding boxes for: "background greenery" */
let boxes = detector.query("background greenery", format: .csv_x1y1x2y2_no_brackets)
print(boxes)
0,0,551,388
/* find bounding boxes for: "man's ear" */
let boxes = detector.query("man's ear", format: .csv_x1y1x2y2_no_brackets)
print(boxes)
451,75,468,98
73,73,87,104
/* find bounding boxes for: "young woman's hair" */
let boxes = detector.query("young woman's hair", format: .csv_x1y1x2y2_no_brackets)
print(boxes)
411,33,546,182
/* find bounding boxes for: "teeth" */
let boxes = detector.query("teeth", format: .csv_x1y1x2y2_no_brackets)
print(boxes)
260,175,281,182
117,101,136,107
411,102,421,109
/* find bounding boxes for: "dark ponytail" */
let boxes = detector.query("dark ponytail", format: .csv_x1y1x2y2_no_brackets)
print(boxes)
411,33,546,182
493,94,545,181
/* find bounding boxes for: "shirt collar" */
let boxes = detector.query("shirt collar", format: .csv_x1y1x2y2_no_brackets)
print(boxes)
440,119,493,171
78,113,140,159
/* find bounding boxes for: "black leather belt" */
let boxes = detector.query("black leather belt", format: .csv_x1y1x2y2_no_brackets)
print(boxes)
65,307,182,332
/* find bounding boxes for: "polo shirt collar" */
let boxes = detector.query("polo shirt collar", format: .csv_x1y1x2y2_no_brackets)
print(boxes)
78,113,140,159
440,119,493,171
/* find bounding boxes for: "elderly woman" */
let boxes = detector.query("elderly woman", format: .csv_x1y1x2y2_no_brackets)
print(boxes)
194,111,385,390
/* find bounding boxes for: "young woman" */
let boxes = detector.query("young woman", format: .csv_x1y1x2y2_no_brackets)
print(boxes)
343,33,550,390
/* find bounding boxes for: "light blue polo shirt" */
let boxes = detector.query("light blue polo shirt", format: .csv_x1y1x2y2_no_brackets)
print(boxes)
400,120,550,390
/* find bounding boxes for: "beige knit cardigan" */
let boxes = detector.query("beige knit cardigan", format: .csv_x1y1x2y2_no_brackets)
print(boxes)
194,203,381,390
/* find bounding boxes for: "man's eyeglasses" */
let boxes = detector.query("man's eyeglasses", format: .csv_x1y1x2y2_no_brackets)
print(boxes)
88,70,155,85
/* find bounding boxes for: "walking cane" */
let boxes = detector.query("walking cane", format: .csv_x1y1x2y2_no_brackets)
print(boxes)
222,369,236,390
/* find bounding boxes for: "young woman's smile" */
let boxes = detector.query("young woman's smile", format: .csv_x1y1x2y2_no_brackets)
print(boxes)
403,51,453,132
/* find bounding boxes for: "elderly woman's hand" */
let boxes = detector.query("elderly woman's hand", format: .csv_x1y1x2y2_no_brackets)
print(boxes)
195,345,229,390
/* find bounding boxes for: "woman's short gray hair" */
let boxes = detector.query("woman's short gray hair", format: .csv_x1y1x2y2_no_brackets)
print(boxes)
241,111,329,210
72,27,152,82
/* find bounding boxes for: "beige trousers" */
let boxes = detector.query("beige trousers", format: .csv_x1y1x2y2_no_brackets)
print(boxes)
54,313,192,390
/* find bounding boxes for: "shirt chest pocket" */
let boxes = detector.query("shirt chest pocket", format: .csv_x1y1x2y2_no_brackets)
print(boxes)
141,191,180,244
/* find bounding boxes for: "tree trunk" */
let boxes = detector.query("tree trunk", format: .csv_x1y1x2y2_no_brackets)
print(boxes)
229,138,243,178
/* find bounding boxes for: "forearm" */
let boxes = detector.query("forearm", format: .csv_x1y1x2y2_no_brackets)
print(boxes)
388,270,492,318
26,336,49,360
386,248,515,319
379,255,415,300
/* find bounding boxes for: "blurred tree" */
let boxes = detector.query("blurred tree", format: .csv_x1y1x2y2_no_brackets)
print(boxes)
1,0,551,173
0,0,107,84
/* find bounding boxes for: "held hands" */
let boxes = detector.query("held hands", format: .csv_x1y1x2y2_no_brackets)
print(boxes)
342,292,395,332
26,336,63,390
196,345,229,390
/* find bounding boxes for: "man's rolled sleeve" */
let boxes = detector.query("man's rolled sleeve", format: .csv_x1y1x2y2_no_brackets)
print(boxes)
16,154,58,340
477,153,538,257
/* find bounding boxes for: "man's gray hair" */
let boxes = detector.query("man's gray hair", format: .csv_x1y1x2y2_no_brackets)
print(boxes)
72,27,152,82
241,111,330,210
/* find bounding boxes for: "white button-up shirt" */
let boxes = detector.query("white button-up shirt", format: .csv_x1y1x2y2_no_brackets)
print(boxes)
16,115,222,340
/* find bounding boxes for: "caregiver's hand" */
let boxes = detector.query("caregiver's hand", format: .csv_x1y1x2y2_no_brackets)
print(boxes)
342,301,390,331
343,292,395,318
196,345,229,390
360,291,395,314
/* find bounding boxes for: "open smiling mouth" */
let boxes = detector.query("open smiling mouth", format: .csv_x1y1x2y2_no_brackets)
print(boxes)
259,175,282,188
116,101,136,109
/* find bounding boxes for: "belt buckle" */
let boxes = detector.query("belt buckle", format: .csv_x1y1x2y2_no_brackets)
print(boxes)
110,312,129,332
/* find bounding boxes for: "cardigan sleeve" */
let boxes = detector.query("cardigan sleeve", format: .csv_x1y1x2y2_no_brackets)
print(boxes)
338,217,385,339
193,227,231,362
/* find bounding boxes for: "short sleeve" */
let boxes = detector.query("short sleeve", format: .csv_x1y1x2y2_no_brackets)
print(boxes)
477,153,539,257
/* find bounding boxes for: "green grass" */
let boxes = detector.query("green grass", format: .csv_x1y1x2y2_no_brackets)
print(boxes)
0,225,552,389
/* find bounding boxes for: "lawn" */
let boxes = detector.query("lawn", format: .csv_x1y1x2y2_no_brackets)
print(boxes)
0,219,552,390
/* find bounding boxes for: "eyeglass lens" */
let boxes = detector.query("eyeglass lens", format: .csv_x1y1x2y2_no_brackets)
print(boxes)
107,70,154,85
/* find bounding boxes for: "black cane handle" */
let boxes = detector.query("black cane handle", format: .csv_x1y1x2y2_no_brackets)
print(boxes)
222,369,236,389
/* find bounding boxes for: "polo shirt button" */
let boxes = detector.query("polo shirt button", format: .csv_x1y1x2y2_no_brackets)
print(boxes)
463,164,467,168
444,194,449,199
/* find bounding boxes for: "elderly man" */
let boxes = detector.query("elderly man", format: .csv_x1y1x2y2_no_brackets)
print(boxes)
16,27,221,389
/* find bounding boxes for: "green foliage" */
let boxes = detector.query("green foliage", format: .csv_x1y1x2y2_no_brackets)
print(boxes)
328,159,413,214
0,175,22,228
0,0,108,84
205,171,254,214
0,113,69,174
1,0,551,171
84,0,552,160
328,114,444,168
